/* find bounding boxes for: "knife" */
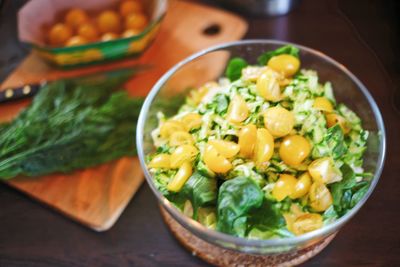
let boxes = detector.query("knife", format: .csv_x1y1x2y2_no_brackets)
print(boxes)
0,83,43,103
0,65,150,104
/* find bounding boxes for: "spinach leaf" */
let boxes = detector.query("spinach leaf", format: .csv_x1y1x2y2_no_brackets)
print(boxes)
330,163,370,215
257,45,300,66
248,198,285,232
225,57,248,81
182,172,217,218
217,176,264,237
323,206,339,224
350,183,369,207
166,172,217,219
330,163,355,213
326,124,348,159
248,227,294,240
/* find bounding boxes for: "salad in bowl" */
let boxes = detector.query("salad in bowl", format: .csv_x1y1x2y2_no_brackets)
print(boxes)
137,41,385,254
144,45,372,240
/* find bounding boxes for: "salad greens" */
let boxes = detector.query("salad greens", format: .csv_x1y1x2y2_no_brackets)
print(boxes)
0,79,143,179
148,45,370,239
257,45,299,65
225,57,248,81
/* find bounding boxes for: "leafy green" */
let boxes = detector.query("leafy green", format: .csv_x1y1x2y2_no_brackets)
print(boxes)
206,94,229,115
330,163,370,215
181,172,217,218
248,227,294,240
0,80,143,179
312,124,347,159
257,45,300,65
217,176,264,237
350,183,369,207
326,125,348,159
225,57,248,81
248,199,285,232
323,206,339,224
196,160,216,178
164,172,217,219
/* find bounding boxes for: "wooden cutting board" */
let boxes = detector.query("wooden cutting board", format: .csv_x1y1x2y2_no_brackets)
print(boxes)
0,0,247,231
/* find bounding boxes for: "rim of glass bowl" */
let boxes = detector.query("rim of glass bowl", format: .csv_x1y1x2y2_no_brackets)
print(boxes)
137,40,386,249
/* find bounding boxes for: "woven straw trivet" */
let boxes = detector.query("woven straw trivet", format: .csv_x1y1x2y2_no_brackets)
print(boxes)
160,206,336,267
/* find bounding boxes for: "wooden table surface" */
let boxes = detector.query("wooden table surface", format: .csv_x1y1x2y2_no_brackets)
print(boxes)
1,0,399,266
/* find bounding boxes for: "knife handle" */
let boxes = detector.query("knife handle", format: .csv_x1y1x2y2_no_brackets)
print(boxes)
0,84,41,104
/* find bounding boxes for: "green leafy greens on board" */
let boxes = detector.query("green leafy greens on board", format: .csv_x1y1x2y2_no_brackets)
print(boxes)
148,45,370,239
0,79,143,179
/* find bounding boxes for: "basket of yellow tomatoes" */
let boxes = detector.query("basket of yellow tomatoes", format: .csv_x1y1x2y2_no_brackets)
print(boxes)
18,0,167,67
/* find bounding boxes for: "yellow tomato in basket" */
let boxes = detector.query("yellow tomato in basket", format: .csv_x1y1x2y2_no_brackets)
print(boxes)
66,36,88,47
65,8,89,30
119,0,143,17
125,13,148,31
101,32,119,42
97,10,122,34
78,23,99,41
48,23,72,46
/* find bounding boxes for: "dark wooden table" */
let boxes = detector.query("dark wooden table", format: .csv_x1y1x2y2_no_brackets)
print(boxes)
1,0,400,266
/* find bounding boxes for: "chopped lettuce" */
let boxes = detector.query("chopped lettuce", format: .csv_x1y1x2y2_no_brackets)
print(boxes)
148,46,369,240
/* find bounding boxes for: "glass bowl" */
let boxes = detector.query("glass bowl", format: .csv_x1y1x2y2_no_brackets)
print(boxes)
136,40,386,254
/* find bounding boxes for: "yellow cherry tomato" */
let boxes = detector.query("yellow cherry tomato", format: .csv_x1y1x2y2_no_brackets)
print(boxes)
208,140,240,158
181,113,202,131
203,144,232,173
167,161,192,192
279,135,311,166
148,154,171,168
169,131,194,146
256,69,281,102
65,8,88,30
290,172,312,199
326,113,350,134
241,66,266,82
122,29,141,38
48,23,72,46
309,182,333,212
119,0,143,17
283,204,305,233
101,32,119,41
76,23,98,41
264,106,294,138
65,36,88,47
308,157,341,184
170,145,198,169
254,128,274,167
313,97,333,112
226,95,249,123
97,10,121,34
160,120,185,139
292,213,323,236
272,174,297,201
238,124,257,158
267,54,300,78
125,13,148,31
189,83,216,104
